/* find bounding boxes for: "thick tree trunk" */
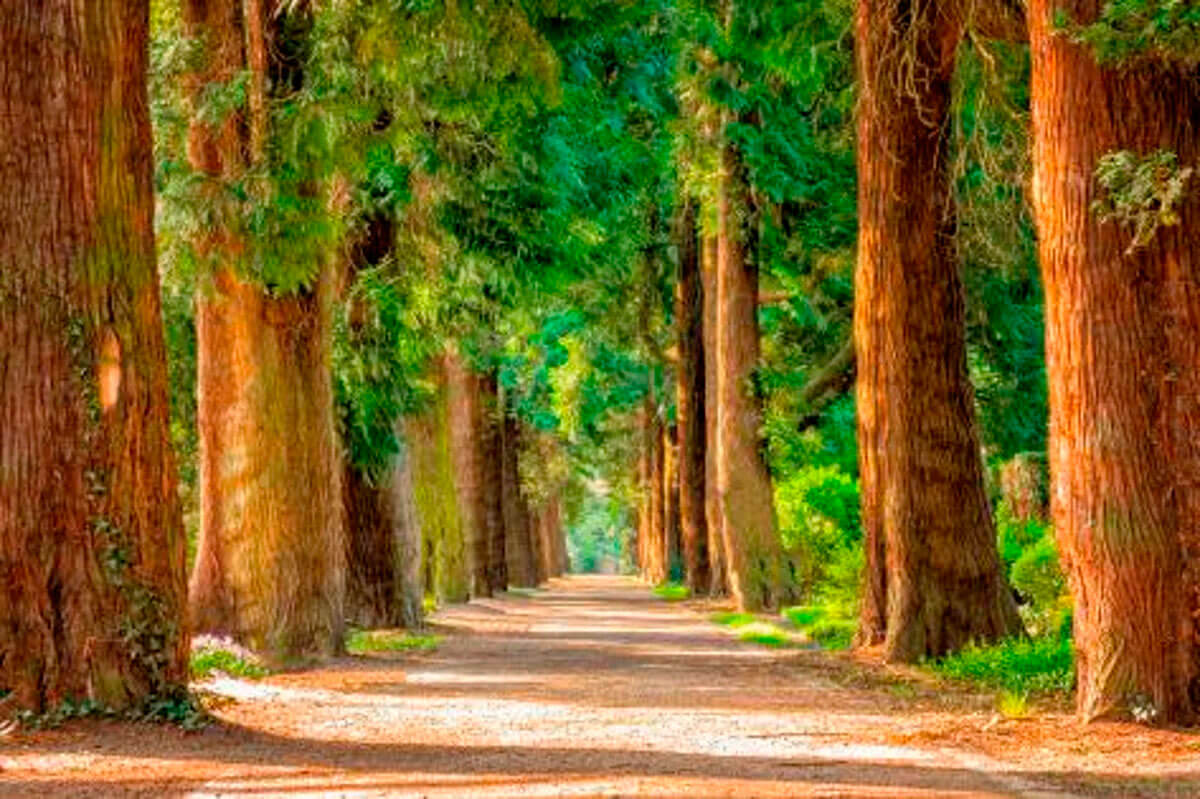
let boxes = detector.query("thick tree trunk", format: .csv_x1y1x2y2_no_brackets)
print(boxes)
0,0,189,711
701,232,727,596
191,267,346,655
715,139,784,611
662,423,681,581
480,372,508,594
501,412,537,587
406,376,467,606
343,441,423,630
853,0,1020,660
445,352,490,598
1029,0,1200,724
676,200,710,592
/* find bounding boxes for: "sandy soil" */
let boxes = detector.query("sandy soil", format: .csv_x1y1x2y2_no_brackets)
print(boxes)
2,575,1199,798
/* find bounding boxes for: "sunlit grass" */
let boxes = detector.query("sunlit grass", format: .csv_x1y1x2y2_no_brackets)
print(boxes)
783,604,855,650
736,622,792,647
710,611,757,627
190,639,269,680
929,635,1074,696
652,582,690,601
345,629,442,655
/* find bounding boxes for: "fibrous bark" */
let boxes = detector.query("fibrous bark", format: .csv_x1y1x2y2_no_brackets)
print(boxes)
715,136,785,611
480,371,508,594
1029,0,1200,723
675,200,710,592
701,231,727,596
0,0,189,711
853,0,1020,660
501,411,537,587
445,351,491,598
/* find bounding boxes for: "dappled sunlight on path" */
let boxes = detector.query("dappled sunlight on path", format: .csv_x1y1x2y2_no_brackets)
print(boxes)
2,576,1198,797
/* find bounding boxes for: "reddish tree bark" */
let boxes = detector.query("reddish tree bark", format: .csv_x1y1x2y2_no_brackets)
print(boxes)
662,423,681,581
853,0,1020,660
675,200,710,592
0,0,189,710
701,231,727,596
445,352,491,598
1029,0,1200,723
501,411,537,587
480,371,508,593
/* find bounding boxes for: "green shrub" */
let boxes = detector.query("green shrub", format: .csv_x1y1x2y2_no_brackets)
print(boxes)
776,465,861,602
190,641,268,680
932,635,1075,696
652,582,690,601
784,604,855,650
1011,535,1065,610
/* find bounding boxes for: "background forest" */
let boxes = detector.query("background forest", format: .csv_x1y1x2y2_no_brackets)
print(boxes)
2,0,1198,731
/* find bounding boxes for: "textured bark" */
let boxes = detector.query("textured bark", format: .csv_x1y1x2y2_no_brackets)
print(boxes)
185,0,345,656
406,378,467,606
662,424,681,582
853,0,1020,660
715,138,785,611
445,352,490,598
0,0,188,711
501,412,537,587
343,442,423,630
1029,0,1200,724
676,200,710,592
647,404,667,584
701,232,727,596
480,372,508,594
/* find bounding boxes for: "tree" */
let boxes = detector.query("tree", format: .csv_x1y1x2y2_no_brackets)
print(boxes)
501,410,538,587
1028,0,1200,723
675,200,710,591
184,0,345,656
0,0,188,709
853,0,1020,659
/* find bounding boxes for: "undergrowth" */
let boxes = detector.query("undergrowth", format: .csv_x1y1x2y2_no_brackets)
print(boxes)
345,629,441,654
190,637,269,681
652,582,690,601
16,690,209,732
930,634,1075,696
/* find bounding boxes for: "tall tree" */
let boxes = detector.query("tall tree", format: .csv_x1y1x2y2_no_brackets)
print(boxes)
1029,1,1200,723
853,0,1020,659
501,411,538,587
675,200,710,591
184,0,345,655
0,0,188,709
701,232,727,595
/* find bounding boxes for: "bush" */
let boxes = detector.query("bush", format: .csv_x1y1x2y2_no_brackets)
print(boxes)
932,635,1075,696
775,465,861,602
1011,535,1065,610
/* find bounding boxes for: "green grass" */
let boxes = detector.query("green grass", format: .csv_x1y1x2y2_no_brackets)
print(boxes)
652,582,690,601
736,622,793,647
930,634,1074,696
190,647,269,680
345,629,442,655
710,611,757,627
783,605,855,650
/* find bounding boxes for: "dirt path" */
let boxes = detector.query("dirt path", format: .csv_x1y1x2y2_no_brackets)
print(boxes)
2,575,1199,797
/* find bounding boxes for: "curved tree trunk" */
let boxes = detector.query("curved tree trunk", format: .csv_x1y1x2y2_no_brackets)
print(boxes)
853,0,1020,660
0,0,188,711
715,139,784,611
1029,0,1200,724
676,200,710,592
701,231,727,596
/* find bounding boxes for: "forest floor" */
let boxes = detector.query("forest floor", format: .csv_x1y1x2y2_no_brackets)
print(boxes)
3,575,1200,798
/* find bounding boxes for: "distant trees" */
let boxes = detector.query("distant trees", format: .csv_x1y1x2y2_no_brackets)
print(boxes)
0,0,188,709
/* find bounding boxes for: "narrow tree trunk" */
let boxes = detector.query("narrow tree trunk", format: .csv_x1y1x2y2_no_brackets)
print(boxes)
715,138,784,611
676,200,710,592
663,423,681,581
445,352,490,598
480,371,508,593
647,404,666,584
853,0,1020,660
1029,0,1200,724
501,411,537,587
701,231,727,596
392,443,425,629
0,0,188,711
407,363,467,605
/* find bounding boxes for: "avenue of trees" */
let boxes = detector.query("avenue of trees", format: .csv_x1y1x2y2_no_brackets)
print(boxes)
0,0,1197,727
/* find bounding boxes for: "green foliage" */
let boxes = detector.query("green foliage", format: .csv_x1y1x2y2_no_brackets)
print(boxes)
932,635,1075,696
566,488,629,574
190,647,269,681
1092,149,1195,253
783,605,855,650
1011,536,1065,612
1063,0,1200,64
652,582,691,601
17,691,208,732
775,464,860,605
711,611,757,628
345,630,441,655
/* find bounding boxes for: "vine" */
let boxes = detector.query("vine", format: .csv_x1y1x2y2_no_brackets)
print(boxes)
1091,149,1194,253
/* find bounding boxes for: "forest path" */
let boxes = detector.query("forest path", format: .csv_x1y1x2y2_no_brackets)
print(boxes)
3,575,1197,798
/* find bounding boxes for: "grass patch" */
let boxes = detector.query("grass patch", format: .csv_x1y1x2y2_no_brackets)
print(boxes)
345,629,442,655
783,605,855,650
652,582,690,601
710,611,757,628
930,635,1074,696
190,645,268,681
997,690,1031,719
737,622,793,647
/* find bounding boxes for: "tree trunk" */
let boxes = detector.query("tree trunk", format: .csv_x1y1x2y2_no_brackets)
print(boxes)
852,0,1020,660
501,411,537,587
343,440,423,630
480,371,508,593
662,423,681,582
444,352,491,598
408,360,468,605
701,231,727,596
1029,0,1200,724
647,403,666,584
0,0,189,711
676,200,710,592
715,137,784,611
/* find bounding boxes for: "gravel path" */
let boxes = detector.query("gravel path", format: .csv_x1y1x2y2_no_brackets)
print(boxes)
2,575,1198,797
